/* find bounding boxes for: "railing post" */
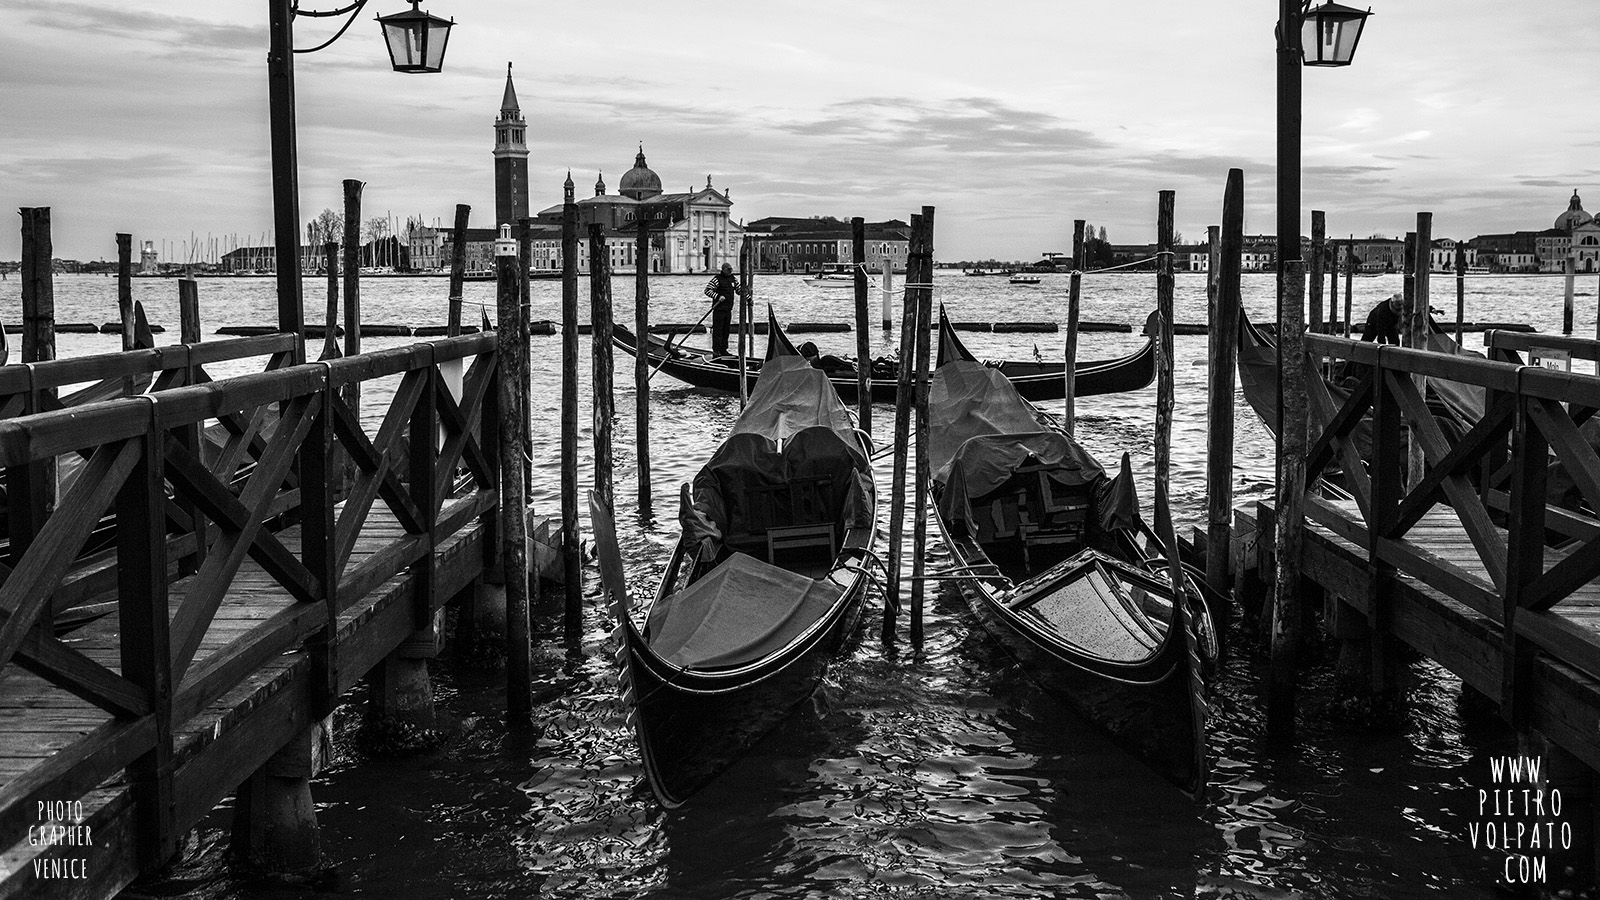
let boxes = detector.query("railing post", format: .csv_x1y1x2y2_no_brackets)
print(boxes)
119,420,176,868
1502,381,1546,728
177,275,207,577
1367,353,1402,698
302,369,338,719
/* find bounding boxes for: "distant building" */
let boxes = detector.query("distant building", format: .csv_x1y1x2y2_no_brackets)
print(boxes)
494,63,529,230
743,216,910,273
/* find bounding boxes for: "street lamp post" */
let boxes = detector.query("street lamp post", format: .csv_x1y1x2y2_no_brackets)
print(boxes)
1270,0,1370,740
266,0,454,361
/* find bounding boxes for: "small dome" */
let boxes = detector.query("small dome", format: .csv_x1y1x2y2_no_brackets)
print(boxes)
1556,189,1593,230
619,145,663,201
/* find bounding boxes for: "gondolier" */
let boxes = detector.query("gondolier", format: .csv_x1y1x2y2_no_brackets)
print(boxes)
704,262,740,357
1361,292,1406,344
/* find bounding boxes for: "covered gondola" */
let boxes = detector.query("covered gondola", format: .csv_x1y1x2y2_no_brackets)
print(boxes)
612,316,1155,402
590,307,878,808
927,307,1216,797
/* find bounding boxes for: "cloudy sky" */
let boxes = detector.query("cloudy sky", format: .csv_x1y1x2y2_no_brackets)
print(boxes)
3,1,1597,262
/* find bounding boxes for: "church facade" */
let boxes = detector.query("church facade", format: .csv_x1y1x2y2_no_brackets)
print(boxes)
532,150,743,274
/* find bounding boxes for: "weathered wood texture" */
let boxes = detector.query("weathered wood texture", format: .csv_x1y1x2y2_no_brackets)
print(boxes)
1207,169,1244,596
560,186,582,618
1064,220,1084,434
0,331,499,900
635,217,652,513
496,249,531,721
910,206,935,647
883,213,924,644
852,217,871,434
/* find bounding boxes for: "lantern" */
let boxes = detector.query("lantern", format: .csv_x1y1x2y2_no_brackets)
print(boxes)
377,0,454,73
1301,2,1372,67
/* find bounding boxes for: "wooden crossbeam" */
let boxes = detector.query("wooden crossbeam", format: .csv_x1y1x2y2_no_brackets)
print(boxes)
1530,397,1600,522
329,389,424,535
1392,397,1514,536
0,438,141,672
432,353,497,502
334,368,427,568
162,436,319,603
14,628,151,717
168,394,320,678
1301,352,1373,518
1385,370,1507,591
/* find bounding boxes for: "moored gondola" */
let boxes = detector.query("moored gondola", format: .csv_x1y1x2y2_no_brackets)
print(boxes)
590,307,878,807
612,316,1155,402
926,307,1216,797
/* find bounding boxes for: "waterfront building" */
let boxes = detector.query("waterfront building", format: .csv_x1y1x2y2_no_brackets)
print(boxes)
1575,217,1600,273
743,216,909,273
1428,238,1477,272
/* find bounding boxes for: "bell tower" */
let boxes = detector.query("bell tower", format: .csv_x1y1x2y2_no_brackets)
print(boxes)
493,62,529,227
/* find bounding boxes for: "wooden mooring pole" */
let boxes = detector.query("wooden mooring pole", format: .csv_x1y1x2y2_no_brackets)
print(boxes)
635,216,652,512
1408,215,1432,488
883,213,924,644
910,206,935,647
448,203,470,337
1328,235,1340,334
1155,190,1176,512
1063,220,1084,435
738,240,751,407
496,226,532,723
1343,236,1355,338
118,232,135,393
179,275,200,344
18,207,57,631
517,218,534,496
1309,211,1325,333
1566,255,1577,336
852,217,871,433
343,180,363,413
560,178,582,638
590,223,616,510
1207,168,1244,597
1455,243,1467,347
320,242,340,361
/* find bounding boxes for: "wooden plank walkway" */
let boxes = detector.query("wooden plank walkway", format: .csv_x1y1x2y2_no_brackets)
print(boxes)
0,505,490,898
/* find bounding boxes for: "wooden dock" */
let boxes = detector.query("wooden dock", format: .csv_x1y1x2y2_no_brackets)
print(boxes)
0,330,505,898
1234,326,1600,874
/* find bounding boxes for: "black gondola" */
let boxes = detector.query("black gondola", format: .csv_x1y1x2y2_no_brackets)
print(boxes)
926,308,1216,797
590,307,878,808
612,317,1156,402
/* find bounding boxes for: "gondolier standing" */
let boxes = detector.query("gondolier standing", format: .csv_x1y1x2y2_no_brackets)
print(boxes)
704,262,740,357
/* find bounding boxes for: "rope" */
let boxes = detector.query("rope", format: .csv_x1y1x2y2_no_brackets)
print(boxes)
1082,255,1161,275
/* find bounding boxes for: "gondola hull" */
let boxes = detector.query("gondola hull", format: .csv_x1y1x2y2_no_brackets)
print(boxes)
613,325,1155,402
618,555,868,807
935,516,1206,797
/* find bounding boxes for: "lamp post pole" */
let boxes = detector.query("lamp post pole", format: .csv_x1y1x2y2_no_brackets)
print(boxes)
268,0,305,362
1270,0,1307,742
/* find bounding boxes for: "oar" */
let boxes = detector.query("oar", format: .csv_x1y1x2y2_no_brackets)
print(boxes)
647,301,718,382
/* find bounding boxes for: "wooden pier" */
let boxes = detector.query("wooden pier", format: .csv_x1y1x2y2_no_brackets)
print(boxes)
0,328,508,898
1233,326,1600,875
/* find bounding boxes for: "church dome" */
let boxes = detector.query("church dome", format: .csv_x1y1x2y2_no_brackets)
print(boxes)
1556,189,1593,230
619,145,663,201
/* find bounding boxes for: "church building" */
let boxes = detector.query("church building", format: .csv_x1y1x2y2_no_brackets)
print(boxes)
533,148,743,274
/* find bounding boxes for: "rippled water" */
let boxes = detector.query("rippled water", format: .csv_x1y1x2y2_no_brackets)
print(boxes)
9,270,1592,898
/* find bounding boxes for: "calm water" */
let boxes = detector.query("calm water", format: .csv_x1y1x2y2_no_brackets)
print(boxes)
10,270,1598,898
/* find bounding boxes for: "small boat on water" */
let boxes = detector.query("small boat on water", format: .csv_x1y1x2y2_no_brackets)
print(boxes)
802,263,857,288
927,307,1217,797
1008,273,1041,286
612,315,1156,403
591,307,878,807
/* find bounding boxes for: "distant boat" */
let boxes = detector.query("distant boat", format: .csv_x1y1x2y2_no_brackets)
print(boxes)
1465,265,1491,275
965,269,998,276
802,263,857,288
1008,274,1041,286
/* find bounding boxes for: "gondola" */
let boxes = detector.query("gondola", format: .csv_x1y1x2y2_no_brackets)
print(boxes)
612,316,1155,402
590,306,878,808
927,307,1216,797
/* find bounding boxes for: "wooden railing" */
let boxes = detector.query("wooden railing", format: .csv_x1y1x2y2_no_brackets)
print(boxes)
0,332,498,867
0,335,302,632
1301,332,1600,723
